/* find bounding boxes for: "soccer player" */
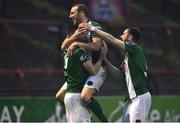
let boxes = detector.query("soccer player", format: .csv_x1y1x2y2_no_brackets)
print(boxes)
80,23,152,122
56,4,107,122
62,27,105,122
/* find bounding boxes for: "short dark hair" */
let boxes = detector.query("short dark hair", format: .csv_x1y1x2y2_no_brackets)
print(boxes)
72,4,89,17
127,27,140,41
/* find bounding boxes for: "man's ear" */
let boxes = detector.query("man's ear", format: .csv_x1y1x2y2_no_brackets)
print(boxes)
128,34,133,40
79,10,84,16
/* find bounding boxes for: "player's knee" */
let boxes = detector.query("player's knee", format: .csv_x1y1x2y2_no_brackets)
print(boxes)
80,93,91,103
81,87,95,103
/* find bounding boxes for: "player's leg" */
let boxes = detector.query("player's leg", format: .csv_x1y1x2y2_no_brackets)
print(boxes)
63,92,71,122
55,82,67,102
64,93,91,122
81,66,107,122
144,92,151,121
81,86,95,103
129,92,151,122
128,97,142,122
55,82,67,118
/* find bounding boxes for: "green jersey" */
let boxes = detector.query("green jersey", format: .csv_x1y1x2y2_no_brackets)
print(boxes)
88,20,102,39
87,20,102,64
122,41,149,100
63,47,90,93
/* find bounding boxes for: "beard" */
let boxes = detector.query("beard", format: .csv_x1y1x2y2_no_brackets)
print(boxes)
72,19,77,25
72,17,82,26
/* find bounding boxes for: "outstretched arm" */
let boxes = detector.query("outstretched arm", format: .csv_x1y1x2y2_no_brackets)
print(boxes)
101,42,121,79
104,58,121,79
79,23,125,50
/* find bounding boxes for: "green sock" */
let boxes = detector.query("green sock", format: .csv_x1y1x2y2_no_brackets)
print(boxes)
85,97,108,122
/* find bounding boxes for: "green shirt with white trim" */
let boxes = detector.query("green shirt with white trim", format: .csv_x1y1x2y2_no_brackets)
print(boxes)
63,47,90,93
122,41,149,100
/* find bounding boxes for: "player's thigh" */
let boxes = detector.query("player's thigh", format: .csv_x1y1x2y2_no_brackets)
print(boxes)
84,66,106,92
129,92,151,122
81,87,95,101
144,92,152,119
129,97,142,122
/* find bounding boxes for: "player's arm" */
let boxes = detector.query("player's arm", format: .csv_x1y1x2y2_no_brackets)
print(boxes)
61,28,85,50
75,37,101,51
104,58,121,79
61,35,77,50
78,21,103,51
76,46,103,75
79,23,125,50
67,36,101,56
83,55,103,75
101,42,121,78
67,23,102,55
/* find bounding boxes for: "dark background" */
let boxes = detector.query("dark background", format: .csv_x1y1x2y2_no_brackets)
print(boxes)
0,0,180,97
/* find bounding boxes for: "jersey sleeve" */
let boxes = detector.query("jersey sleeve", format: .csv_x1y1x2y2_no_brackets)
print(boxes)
73,48,90,63
125,42,139,54
90,21,102,38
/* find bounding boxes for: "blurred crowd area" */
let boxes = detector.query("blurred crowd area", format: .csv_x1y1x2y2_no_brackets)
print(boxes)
0,0,180,97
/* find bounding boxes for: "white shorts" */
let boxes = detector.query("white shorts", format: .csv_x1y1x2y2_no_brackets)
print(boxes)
120,92,151,122
84,66,106,92
64,93,91,122
60,66,106,92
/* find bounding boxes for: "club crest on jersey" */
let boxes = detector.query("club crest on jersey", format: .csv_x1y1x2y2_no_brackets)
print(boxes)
87,81,93,86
